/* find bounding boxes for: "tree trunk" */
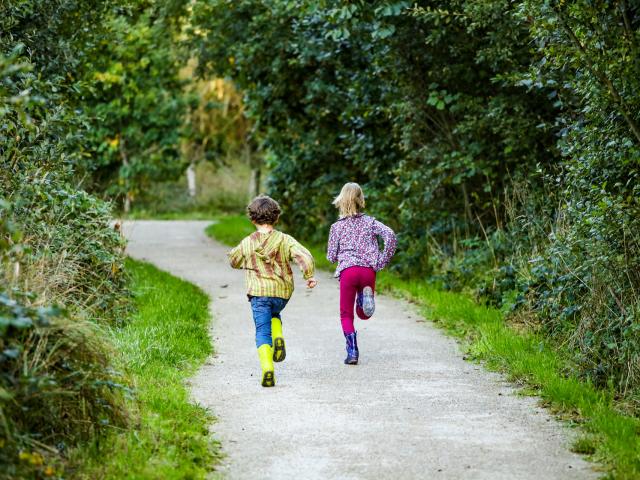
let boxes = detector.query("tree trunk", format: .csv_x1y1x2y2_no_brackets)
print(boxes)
119,138,132,214
461,182,472,237
187,161,197,198
249,164,261,199
247,144,262,199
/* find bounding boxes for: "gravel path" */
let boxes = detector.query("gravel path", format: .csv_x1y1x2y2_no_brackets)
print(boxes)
123,220,597,480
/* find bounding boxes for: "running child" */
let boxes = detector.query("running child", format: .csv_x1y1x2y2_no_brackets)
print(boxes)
327,183,397,365
229,195,317,387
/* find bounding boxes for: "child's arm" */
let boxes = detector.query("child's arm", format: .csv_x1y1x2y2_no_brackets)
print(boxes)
326,223,339,264
286,235,317,287
228,240,245,269
373,220,397,271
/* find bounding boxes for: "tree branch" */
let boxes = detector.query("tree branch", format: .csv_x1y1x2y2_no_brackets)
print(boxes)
619,0,639,53
556,8,640,144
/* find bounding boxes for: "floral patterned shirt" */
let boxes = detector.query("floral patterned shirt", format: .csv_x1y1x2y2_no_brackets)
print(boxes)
327,214,397,278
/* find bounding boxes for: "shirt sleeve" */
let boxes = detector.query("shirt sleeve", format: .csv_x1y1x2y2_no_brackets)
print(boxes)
327,223,339,264
228,240,245,269
287,235,315,280
372,219,397,271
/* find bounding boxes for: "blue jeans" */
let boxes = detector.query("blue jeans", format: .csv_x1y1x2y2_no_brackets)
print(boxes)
250,296,289,348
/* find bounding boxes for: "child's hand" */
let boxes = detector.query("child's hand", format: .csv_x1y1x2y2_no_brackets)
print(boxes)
306,278,318,289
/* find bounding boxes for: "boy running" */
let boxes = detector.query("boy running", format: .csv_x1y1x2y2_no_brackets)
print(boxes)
229,195,317,387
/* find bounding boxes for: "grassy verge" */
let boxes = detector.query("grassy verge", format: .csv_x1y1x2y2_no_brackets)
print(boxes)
206,214,640,479
205,214,254,246
75,259,219,479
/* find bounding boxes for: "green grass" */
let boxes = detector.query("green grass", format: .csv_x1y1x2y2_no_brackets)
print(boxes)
75,259,219,479
207,214,640,479
205,214,255,246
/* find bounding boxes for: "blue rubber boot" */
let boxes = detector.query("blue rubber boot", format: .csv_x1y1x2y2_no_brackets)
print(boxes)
344,332,359,365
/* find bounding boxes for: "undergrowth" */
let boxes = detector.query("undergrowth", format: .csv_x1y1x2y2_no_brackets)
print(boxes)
0,189,129,479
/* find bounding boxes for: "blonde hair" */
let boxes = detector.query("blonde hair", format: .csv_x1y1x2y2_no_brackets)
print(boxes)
333,182,365,218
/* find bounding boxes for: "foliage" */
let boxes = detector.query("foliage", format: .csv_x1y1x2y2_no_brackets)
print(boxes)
0,199,128,479
0,1,185,476
1,0,233,477
0,290,128,480
183,76,252,166
5,177,127,320
79,3,191,210
190,0,558,256
75,259,219,479
516,0,640,398
191,0,640,400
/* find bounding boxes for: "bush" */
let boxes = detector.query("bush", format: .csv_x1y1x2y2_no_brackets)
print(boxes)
0,15,130,472
0,196,129,478
0,292,128,480
8,177,127,322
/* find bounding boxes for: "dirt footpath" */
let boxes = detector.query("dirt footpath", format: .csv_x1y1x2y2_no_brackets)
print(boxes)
123,220,597,480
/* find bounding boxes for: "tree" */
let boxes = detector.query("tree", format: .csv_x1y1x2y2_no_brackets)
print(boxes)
80,4,190,211
181,74,255,198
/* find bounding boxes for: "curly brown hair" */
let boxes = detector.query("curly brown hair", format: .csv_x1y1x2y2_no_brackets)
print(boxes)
247,195,281,225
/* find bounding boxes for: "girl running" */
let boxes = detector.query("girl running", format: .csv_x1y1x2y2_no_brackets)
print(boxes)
327,183,397,365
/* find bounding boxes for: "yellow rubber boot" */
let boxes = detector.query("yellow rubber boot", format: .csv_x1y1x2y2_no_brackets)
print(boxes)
257,344,275,387
272,317,286,362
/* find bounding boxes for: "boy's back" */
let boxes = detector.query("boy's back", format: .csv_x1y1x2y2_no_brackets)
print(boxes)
229,229,314,299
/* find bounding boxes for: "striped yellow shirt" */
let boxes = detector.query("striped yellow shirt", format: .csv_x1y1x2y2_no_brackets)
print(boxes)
228,230,315,299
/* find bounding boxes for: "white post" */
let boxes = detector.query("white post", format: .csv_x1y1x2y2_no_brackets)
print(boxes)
187,161,197,198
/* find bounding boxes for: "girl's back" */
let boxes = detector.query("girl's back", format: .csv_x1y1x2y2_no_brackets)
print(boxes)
327,213,396,277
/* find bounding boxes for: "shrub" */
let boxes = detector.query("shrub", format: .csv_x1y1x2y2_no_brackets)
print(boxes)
0,292,128,480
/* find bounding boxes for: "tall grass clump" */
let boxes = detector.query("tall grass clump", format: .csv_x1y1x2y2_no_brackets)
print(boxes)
0,196,129,479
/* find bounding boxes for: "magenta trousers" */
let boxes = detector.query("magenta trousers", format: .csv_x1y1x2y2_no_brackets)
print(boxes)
339,266,376,334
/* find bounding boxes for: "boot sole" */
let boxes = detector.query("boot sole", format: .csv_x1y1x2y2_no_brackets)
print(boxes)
344,358,358,365
273,337,286,362
261,370,275,387
362,286,375,317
